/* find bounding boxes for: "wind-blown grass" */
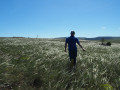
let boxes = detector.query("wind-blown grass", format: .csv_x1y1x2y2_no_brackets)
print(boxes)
0,38,120,90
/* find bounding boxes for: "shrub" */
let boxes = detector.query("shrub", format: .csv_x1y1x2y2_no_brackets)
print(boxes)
106,42,111,46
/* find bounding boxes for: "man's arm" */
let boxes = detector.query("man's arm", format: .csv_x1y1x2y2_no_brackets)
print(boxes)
78,43,85,51
77,41,85,51
65,42,67,52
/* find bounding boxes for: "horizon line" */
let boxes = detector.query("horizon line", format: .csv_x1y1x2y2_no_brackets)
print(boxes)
0,36,120,39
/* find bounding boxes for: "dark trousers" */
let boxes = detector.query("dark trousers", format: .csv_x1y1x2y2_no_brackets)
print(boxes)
69,50,77,66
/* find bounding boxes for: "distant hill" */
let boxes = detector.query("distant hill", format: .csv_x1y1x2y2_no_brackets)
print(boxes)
55,36,120,41
0,36,120,41
0,37,25,38
84,37,113,40
84,37,120,40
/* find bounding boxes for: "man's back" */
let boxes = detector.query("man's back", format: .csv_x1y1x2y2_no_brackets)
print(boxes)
66,36,79,51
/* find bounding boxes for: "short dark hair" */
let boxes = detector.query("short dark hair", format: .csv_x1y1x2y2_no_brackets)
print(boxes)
71,31,75,36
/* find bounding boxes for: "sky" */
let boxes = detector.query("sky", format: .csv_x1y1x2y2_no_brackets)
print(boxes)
0,0,120,38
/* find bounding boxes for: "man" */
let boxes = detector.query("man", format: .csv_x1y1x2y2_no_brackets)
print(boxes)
65,31,85,67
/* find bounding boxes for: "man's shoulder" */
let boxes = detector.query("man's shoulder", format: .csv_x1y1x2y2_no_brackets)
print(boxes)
74,37,79,43
66,37,69,42
74,37,79,40
66,37,72,43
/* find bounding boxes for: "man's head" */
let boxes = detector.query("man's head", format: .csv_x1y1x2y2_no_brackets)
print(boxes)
71,31,75,36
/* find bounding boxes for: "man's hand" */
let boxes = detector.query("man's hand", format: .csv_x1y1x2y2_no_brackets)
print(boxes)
79,44,86,52
82,48,86,51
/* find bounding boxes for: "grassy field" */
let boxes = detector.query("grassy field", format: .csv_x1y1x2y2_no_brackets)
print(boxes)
0,38,120,90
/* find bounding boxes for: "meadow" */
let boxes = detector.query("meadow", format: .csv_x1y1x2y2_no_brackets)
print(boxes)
0,38,120,90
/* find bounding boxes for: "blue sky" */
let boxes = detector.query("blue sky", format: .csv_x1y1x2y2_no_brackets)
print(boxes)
0,0,120,38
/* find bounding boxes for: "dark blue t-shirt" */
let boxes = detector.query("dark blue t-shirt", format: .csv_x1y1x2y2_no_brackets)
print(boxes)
66,36,80,52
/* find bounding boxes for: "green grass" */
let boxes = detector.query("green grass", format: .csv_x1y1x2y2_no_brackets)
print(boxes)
0,38,120,90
